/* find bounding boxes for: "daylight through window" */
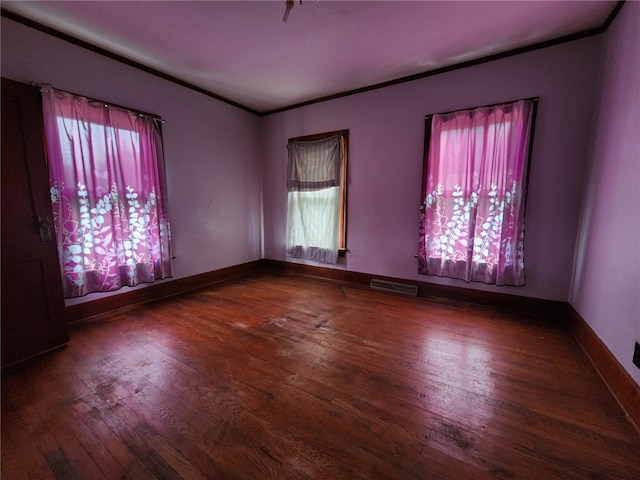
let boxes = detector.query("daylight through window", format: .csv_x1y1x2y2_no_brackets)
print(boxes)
286,131,347,264
41,86,172,297
417,99,536,286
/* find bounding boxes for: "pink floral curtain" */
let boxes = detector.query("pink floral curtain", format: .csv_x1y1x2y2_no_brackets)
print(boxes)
418,99,535,286
41,86,172,297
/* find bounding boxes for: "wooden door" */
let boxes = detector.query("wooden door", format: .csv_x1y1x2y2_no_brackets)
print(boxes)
1,77,68,367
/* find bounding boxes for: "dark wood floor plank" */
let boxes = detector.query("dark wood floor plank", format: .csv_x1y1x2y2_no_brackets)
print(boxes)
2,271,639,479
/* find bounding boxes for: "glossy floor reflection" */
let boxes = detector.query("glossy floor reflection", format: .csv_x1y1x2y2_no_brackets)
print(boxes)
2,272,639,479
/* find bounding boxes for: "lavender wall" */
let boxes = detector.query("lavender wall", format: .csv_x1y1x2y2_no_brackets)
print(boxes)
1,18,263,305
570,3,640,386
1,4,636,386
262,36,602,302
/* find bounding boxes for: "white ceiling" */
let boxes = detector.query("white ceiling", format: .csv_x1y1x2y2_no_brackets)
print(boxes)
2,1,619,114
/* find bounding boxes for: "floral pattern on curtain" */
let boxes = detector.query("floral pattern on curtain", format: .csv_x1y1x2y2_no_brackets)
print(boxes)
286,134,343,264
41,86,172,298
418,99,535,286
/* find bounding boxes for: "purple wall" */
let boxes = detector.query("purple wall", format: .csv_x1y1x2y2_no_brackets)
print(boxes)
4,8,637,388
1,18,264,306
262,36,602,302
570,2,640,386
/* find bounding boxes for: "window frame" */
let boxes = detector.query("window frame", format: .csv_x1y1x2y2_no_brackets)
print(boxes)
287,129,348,252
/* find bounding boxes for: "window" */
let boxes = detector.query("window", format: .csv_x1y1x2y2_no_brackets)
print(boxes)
41,86,172,297
418,99,536,286
286,131,347,264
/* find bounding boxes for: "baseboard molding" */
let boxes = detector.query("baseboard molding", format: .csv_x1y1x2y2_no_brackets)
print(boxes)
262,259,567,319
66,258,566,323
65,260,262,324
566,305,640,432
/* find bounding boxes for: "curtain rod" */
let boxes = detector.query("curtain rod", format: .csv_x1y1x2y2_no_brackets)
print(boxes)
425,96,539,120
289,129,348,143
31,82,166,123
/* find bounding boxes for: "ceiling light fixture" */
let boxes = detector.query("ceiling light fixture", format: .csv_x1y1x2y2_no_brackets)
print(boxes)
282,0,300,23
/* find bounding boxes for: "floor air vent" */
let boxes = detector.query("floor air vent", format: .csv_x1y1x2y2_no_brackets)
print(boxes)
370,278,418,296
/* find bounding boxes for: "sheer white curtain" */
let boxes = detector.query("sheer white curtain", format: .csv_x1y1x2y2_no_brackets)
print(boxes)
286,134,342,264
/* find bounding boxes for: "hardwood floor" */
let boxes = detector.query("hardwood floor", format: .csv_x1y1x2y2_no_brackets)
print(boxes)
2,272,639,479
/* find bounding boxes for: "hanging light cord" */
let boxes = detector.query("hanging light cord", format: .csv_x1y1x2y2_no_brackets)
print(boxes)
283,0,304,23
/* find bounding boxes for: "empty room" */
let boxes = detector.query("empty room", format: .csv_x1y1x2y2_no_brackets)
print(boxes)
1,1,638,479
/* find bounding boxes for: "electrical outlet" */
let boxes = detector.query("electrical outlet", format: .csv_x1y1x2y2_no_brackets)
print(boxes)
633,342,640,369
